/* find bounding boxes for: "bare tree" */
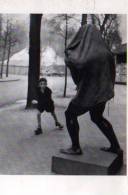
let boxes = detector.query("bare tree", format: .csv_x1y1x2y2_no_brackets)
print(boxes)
63,14,68,97
0,14,2,47
47,14,69,97
89,14,121,49
6,21,19,77
47,14,80,97
91,14,96,25
0,16,22,78
0,20,8,78
81,14,87,26
0,14,3,60
6,39,11,77
26,14,42,108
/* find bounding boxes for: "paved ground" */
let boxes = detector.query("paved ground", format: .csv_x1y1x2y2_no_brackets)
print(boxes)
0,75,27,107
0,75,126,175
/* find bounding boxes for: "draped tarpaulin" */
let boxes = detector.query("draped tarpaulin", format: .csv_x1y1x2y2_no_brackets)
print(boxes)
65,24,115,108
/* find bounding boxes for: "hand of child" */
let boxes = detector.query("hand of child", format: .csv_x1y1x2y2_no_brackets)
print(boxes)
32,100,38,104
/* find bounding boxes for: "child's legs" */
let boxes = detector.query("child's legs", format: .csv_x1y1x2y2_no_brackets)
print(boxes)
51,110,59,123
46,102,60,124
37,110,43,128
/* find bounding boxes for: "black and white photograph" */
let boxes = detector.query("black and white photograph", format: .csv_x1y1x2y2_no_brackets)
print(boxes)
0,13,127,176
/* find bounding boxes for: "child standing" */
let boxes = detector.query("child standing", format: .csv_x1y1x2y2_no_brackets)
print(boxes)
34,78,63,135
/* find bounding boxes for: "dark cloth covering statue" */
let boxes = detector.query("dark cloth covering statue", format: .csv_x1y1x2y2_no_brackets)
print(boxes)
65,24,115,109
60,24,122,156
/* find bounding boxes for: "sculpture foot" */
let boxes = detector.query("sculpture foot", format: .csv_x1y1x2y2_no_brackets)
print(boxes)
100,146,123,155
60,147,83,155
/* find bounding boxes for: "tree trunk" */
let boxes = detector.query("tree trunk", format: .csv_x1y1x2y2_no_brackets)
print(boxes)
0,49,6,78
100,14,110,35
91,14,95,24
6,40,11,77
26,14,42,108
81,14,87,26
63,14,68,97
0,32,8,78
0,14,2,39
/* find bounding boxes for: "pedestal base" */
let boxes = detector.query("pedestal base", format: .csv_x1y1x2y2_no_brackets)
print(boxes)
52,146,123,175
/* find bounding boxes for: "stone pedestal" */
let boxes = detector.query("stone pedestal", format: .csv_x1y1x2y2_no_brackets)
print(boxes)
52,146,123,175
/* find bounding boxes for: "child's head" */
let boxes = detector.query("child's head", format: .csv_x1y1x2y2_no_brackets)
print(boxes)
38,78,47,89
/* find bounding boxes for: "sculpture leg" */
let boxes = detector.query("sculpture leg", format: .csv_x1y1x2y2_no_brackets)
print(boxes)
60,102,85,155
90,102,121,153
65,109,80,150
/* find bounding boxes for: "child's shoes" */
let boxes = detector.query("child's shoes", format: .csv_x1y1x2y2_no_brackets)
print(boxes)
55,122,63,129
34,128,43,135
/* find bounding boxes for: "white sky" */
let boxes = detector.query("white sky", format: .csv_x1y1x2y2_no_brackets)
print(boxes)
9,14,127,44
118,15,127,43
